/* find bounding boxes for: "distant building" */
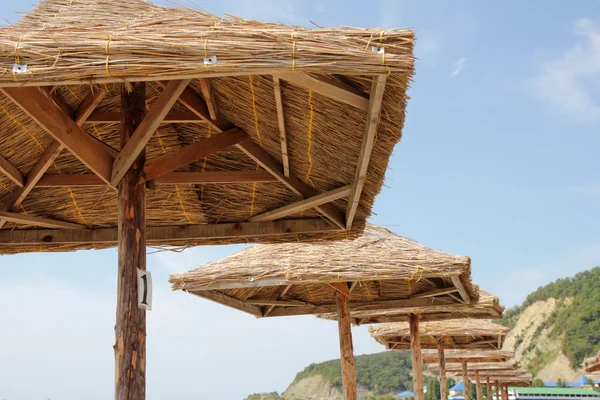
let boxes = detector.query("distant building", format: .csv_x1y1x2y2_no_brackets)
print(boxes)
510,387,600,400
543,375,591,389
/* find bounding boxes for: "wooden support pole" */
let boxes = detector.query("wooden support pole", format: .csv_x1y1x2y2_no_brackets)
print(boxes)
495,381,499,400
410,314,424,400
336,290,357,400
114,82,147,400
476,370,483,400
438,344,448,400
486,377,491,400
502,385,508,400
462,361,470,400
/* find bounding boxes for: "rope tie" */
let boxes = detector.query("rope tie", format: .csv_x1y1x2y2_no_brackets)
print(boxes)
105,35,113,77
304,89,315,187
291,32,297,71
378,31,392,75
248,76,263,217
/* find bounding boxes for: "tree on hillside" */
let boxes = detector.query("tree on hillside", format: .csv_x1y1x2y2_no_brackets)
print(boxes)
532,378,545,387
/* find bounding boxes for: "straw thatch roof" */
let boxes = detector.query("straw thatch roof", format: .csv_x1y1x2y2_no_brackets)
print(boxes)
471,375,532,386
422,349,515,364
429,361,518,373
584,351,600,373
169,224,480,318
466,370,530,379
0,0,415,254
369,319,508,350
319,290,503,325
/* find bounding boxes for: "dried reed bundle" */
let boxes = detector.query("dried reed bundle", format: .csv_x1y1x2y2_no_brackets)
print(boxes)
318,290,501,324
169,224,476,295
1,0,414,86
369,319,508,341
428,361,518,373
421,349,515,363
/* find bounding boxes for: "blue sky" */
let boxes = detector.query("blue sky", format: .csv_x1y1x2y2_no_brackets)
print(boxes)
1,0,600,399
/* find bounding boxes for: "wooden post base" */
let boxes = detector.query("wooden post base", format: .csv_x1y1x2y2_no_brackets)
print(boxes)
438,344,447,400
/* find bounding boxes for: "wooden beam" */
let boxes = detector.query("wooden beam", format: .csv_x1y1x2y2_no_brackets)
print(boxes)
111,79,190,186
410,287,459,299
192,290,263,317
451,275,471,304
236,139,345,229
410,314,425,400
276,73,369,111
246,300,309,307
86,111,203,124
263,285,291,317
0,218,346,245
439,345,448,400
0,211,83,230
158,81,233,132
329,282,352,297
36,170,277,187
250,185,351,222
346,74,387,229
115,81,146,400
199,78,218,120
272,76,290,178
1,87,115,185
0,155,24,187
39,87,73,118
140,128,247,183
1,141,63,213
73,87,107,126
336,290,358,400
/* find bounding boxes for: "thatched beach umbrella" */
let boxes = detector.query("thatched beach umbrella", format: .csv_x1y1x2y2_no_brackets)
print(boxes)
319,290,504,325
430,361,521,400
371,319,508,400
170,224,480,400
584,351,600,373
423,349,515,400
466,369,530,400
0,1,416,398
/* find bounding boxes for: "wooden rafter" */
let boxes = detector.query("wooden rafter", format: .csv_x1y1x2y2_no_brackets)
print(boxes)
199,78,218,120
37,171,277,187
236,139,346,229
346,74,387,229
111,79,190,186
0,211,83,230
1,87,115,185
39,86,73,118
0,155,24,187
0,88,108,228
329,282,352,297
451,275,471,304
276,73,370,110
410,287,460,299
263,285,291,317
140,128,247,183
272,76,290,177
0,141,63,229
158,81,233,132
249,185,351,222
193,290,263,317
86,111,202,124
165,79,346,229
73,87,107,125
0,218,346,245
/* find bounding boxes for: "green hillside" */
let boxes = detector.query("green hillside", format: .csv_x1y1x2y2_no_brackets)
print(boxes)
291,351,414,395
498,266,600,367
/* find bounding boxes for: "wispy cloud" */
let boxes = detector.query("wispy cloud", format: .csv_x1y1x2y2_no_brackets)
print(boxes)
450,57,466,77
529,18,600,122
